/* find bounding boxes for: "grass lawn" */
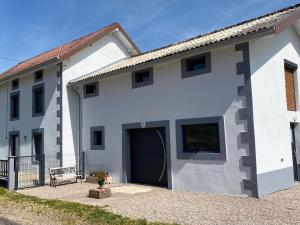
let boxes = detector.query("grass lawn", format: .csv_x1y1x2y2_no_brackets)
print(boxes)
0,188,177,225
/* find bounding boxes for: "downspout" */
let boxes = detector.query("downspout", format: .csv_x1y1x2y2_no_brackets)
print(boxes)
66,84,82,175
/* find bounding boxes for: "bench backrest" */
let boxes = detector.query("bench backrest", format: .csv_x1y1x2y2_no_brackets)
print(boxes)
49,166,76,176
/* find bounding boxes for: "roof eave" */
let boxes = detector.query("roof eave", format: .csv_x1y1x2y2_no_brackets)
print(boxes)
275,7,300,34
69,27,275,85
0,57,60,83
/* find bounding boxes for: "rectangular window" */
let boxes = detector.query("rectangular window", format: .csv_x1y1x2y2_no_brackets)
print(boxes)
32,129,44,161
84,82,98,98
176,117,226,160
182,123,220,153
132,67,153,89
11,79,19,90
181,52,211,78
10,91,19,121
34,70,43,82
284,60,298,111
32,84,44,117
90,126,105,150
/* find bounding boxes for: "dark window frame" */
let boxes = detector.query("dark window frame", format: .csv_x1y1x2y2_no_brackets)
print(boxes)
32,128,44,161
132,67,153,89
32,83,45,117
10,91,20,121
181,52,211,78
176,116,226,160
34,70,43,82
11,78,19,90
90,126,105,150
84,82,99,98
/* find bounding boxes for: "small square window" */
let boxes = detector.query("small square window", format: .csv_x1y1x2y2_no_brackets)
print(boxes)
181,52,211,78
132,68,153,89
90,126,105,150
11,79,19,90
84,82,98,98
35,70,43,82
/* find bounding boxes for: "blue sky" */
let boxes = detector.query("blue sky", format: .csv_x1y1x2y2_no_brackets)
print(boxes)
0,0,299,72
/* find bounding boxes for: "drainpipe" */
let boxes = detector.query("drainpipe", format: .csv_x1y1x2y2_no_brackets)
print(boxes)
66,84,83,176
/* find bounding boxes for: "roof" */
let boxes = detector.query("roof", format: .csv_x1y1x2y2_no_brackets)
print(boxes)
70,3,300,84
1,22,140,79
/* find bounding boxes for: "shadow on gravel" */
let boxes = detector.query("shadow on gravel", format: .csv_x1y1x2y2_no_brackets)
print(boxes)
0,218,20,225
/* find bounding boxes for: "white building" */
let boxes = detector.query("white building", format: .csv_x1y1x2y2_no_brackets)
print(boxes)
2,4,300,197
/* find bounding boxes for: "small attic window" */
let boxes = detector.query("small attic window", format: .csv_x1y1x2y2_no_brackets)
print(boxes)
132,67,153,89
84,82,99,98
11,79,19,90
181,52,211,78
34,70,43,82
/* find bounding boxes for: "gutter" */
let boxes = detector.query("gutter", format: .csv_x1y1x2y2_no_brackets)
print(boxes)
66,84,83,174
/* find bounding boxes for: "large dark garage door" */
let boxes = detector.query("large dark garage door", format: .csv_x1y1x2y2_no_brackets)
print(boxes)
129,127,167,187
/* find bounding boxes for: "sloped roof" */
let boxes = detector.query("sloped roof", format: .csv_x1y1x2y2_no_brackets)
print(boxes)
1,22,140,79
70,3,300,84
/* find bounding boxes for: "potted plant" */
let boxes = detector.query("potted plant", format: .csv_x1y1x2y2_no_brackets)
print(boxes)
96,171,108,188
86,170,112,184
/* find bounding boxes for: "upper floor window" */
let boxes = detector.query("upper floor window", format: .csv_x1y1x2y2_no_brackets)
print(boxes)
34,70,43,82
284,60,298,111
84,82,98,98
132,67,153,89
11,79,19,90
181,52,211,78
32,84,44,117
10,91,20,121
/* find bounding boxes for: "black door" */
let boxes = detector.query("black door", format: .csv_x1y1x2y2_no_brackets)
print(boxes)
129,127,167,187
291,123,298,181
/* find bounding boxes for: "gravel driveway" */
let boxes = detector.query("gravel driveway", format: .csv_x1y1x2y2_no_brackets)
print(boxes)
18,182,300,225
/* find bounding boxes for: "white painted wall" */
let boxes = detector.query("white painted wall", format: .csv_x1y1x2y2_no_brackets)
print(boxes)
79,45,248,195
250,27,300,173
62,34,130,166
250,26,300,195
0,64,61,170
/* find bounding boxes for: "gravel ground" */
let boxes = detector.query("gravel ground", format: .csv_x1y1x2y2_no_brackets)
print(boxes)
18,182,300,225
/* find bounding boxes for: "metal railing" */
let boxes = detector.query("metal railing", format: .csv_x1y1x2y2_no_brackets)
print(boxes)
0,160,8,177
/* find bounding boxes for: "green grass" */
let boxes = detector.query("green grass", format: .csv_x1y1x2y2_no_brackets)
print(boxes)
0,188,176,225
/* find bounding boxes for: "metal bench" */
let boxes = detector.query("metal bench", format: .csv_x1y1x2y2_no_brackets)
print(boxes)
49,166,82,187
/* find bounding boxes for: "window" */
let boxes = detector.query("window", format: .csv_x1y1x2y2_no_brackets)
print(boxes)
181,52,211,78
132,67,153,89
32,129,44,161
284,60,298,111
176,117,226,160
32,84,44,117
90,126,105,150
182,123,220,153
34,70,43,82
11,79,19,90
84,82,98,98
10,91,20,121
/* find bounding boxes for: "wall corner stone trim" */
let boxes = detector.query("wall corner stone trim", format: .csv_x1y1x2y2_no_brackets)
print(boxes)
235,42,258,197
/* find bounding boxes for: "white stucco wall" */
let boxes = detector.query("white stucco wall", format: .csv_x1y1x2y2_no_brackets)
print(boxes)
79,45,249,195
62,34,130,165
0,64,61,170
250,27,300,195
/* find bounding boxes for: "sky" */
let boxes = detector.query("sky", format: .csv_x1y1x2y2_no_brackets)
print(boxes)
0,0,299,73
